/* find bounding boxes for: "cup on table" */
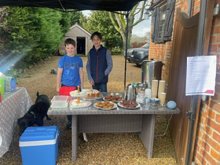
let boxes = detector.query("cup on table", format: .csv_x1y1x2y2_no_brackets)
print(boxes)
150,98,159,110
151,80,158,98
159,92,166,106
136,91,145,104
158,80,165,94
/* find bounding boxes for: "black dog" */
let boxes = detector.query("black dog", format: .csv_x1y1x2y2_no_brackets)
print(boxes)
17,92,51,134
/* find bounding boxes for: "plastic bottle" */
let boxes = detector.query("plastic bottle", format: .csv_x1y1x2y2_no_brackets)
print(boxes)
145,88,151,98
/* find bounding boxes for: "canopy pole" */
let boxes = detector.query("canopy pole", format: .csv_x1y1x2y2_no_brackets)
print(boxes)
124,12,129,90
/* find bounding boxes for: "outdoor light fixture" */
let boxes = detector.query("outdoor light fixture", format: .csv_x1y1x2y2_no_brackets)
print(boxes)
213,3,220,16
161,13,166,20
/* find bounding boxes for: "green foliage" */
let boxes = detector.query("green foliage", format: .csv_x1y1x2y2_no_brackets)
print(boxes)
79,14,89,31
111,46,123,55
80,11,122,50
60,11,82,33
2,7,82,66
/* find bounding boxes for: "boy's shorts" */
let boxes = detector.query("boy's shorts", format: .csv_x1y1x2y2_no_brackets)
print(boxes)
59,86,76,96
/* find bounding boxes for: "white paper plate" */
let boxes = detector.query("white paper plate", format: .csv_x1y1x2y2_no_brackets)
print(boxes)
70,100,92,109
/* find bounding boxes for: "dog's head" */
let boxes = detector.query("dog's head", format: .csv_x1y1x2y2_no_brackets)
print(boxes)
32,92,51,120
36,92,51,106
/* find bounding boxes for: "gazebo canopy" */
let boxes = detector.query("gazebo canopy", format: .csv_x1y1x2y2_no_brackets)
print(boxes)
0,0,145,89
0,0,142,11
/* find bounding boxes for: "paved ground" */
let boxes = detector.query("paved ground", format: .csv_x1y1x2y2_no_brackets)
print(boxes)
0,55,177,165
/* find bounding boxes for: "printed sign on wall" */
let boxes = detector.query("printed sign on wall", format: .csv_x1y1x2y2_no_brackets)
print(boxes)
186,56,216,96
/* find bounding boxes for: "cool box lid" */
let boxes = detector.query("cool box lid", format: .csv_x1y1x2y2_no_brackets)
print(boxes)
19,126,59,147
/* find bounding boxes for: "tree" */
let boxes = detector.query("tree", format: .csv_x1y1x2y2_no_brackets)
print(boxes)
81,11,122,49
60,11,83,33
2,7,82,65
109,1,148,49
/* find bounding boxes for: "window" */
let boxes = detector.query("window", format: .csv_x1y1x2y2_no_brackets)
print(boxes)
157,4,167,42
152,0,176,43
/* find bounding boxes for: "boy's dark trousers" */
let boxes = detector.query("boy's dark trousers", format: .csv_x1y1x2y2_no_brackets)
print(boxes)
92,83,107,92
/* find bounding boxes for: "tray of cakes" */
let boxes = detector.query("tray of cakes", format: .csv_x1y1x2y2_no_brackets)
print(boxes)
93,101,117,111
117,99,140,110
83,89,103,100
70,98,92,110
70,89,87,98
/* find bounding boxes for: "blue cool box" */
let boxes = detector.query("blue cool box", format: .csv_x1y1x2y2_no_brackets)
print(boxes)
19,126,59,165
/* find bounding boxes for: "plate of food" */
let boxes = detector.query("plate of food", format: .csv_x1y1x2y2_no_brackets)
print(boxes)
103,94,123,103
117,100,140,110
70,98,92,109
94,101,117,111
83,89,103,100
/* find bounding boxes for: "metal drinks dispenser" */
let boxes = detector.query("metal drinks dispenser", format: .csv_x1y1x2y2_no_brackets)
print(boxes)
141,60,163,88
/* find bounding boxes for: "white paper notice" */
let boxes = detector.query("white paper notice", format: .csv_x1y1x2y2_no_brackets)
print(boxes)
186,56,216,96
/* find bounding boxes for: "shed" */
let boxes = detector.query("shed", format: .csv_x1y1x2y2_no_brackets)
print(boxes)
63,23,93,55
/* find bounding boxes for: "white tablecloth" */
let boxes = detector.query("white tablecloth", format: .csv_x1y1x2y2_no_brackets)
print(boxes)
0,88,32,157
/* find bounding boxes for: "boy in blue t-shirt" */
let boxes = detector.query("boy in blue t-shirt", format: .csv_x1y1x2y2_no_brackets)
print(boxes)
57,38,84,128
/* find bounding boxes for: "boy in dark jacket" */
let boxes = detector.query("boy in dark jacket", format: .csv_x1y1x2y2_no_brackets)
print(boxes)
86,32,113,92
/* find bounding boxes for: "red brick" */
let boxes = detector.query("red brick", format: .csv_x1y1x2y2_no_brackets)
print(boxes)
207,135,220,151
207,110,216,120
209,100,220,111
200,141,211,152
205,126,213,136
210,149,220,160
198,137,205,146
195,151,203,164
201,116,208,124
207,119,220,133
216,114,220,123
204,151,218,165
213,131,220,142
202,110,210,118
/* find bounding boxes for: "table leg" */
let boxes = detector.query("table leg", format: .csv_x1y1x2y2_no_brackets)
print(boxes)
139,115,155,158
72,115,78,161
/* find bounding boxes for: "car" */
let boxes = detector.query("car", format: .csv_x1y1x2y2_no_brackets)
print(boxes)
124,43,149,63
129,43,149,66
130,48,149,66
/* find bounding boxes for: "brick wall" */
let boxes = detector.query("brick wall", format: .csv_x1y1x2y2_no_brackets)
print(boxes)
149,0,220,164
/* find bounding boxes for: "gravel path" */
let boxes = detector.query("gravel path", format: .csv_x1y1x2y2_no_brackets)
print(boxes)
0,56,177,165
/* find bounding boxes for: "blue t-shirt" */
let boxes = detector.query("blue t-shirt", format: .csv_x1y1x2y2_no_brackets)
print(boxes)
58,55,83,87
